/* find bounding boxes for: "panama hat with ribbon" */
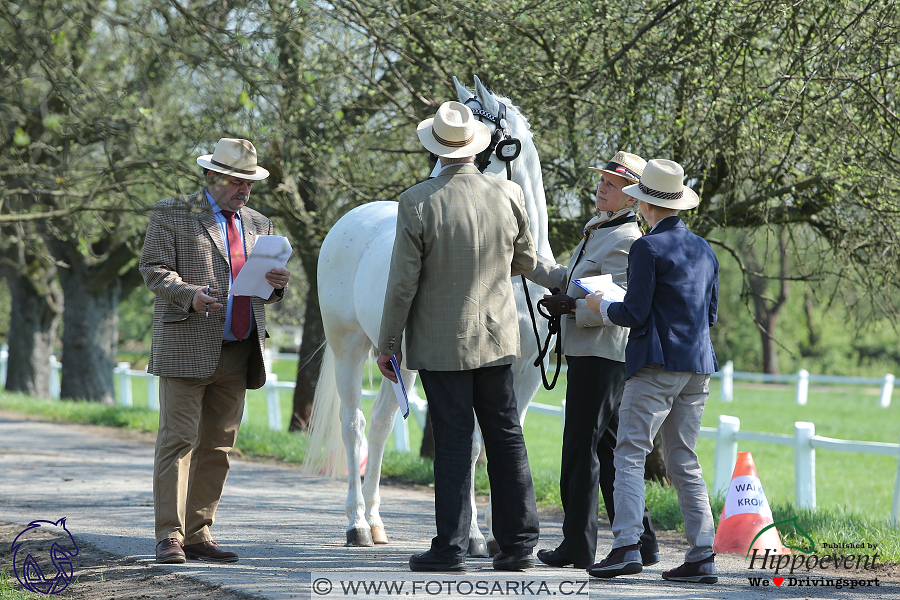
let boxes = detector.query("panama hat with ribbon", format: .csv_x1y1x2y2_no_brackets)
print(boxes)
622,159,699,210
196,138,269,180
589,150,646,184
416,101,492,159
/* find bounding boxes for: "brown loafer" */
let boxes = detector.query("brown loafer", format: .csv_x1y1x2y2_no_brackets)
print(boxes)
182,540,239,563
156,538,185,564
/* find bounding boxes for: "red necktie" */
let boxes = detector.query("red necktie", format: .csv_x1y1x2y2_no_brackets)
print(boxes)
222,211,251,340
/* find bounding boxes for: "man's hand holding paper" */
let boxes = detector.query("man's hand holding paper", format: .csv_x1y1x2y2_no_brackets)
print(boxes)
230,235,293,297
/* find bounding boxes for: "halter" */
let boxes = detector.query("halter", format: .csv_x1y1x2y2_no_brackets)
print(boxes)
464,97,521,179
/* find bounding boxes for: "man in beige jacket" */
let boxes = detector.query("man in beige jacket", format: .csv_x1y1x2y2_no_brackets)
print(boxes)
377,101,539,573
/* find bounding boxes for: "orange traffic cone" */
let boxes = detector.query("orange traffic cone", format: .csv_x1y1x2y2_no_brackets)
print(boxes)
713,452,789,555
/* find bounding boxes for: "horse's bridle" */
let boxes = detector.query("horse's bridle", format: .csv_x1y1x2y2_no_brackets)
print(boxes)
464,97,521,178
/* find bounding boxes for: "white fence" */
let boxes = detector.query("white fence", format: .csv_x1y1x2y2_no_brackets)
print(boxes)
4,346,900,521
703,414,900,526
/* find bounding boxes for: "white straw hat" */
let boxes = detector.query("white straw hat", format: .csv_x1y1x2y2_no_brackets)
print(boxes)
589,150,646,184
622,159,699,210
416,101,491,158
197,138,269,180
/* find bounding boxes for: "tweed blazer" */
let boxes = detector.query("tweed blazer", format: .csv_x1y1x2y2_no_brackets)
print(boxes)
526,216,641,361
377,164,537,371
139,190,284,389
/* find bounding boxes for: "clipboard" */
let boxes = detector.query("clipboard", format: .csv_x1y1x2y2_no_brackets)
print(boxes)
390,355,410,419
572,274,626,302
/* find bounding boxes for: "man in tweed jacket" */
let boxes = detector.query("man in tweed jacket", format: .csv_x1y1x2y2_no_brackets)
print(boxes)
376,102,540,573
139,138,289,564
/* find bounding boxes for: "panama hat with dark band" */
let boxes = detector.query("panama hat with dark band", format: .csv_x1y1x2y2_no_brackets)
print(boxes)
622,159,699,210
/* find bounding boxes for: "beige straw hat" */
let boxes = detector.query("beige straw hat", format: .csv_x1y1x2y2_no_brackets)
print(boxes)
589,150,646,184
196,138,269,180
416,101,492,158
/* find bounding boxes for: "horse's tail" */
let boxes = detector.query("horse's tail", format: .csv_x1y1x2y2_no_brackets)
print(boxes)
302,343,347,478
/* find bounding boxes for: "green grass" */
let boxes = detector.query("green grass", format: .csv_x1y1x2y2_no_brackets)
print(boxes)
0,566,41,600
3,358,899,561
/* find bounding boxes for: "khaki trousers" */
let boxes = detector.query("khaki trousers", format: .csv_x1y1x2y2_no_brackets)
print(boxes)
611,364,715,563
153,339,252,544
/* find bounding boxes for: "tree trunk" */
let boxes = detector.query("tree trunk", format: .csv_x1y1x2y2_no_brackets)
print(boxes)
57,268,121,404
3,271,62,397
289,283,325,431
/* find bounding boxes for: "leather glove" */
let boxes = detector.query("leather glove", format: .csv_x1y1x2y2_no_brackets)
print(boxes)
540,291,577,317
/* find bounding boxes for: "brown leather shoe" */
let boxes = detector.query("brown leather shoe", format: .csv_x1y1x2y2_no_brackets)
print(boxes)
156,538,185,564
182,540,239,563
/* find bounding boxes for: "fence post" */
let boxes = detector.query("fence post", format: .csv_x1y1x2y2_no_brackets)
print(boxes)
242,396,249,424
50,356,61,399
115,362,133,407
265,374,282,431
264,347,274,376
892,432,900,527
0,343,8,388
721,360,734,402
146,369,159,411
796,369,809,406
393,410,411,453
794,421,816,509
880,373,894,409
713,415,740,496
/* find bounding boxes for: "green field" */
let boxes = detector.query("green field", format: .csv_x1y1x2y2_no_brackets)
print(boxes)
78,358,900,521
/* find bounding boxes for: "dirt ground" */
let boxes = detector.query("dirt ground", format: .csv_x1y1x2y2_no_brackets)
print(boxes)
0,520,258,599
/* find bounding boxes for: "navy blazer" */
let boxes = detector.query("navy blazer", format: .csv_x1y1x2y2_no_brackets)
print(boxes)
607,216,719,379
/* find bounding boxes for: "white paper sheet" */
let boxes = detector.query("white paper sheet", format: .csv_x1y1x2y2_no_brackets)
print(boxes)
390,355,410,419
572,274,626,302
229,235,293,298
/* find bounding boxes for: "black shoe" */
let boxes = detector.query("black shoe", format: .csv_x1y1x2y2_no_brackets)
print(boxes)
641,550,661,567
493,551,535,571
587,544,643,578
537,548,590,569
662,554,717,584
409,551,466,572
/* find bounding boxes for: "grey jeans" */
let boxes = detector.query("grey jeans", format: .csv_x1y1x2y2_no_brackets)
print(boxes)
611,364,715,563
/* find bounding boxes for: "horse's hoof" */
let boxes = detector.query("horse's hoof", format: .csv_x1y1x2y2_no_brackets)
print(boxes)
371,525,388,544
467,538,488,558
486,540,501,557
346,528,374,547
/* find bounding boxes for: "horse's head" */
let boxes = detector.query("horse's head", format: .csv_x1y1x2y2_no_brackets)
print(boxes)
11,518,80,595
449,75,551,258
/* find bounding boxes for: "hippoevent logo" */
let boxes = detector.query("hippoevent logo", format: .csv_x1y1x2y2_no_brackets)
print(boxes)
745,517,881,590
11,518,79,595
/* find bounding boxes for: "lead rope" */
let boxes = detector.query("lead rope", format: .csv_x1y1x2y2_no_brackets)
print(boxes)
521,276,562,390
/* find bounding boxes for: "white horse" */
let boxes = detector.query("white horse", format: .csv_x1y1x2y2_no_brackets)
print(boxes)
304,75,554,555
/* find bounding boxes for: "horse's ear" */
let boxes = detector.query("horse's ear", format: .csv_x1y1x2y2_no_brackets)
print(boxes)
473,75,499,116
453,76,473,103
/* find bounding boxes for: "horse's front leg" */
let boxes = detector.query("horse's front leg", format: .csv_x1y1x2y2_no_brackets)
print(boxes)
468,426,488,557
362,378,400,544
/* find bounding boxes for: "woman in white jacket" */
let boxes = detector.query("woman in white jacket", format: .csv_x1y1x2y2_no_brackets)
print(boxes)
526,151,659,570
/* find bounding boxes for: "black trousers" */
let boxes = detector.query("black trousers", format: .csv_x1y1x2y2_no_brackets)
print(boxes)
557,355,658,566
418,365,540,560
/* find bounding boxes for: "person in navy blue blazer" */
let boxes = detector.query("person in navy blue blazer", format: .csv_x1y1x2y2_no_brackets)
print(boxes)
584,159,720,584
